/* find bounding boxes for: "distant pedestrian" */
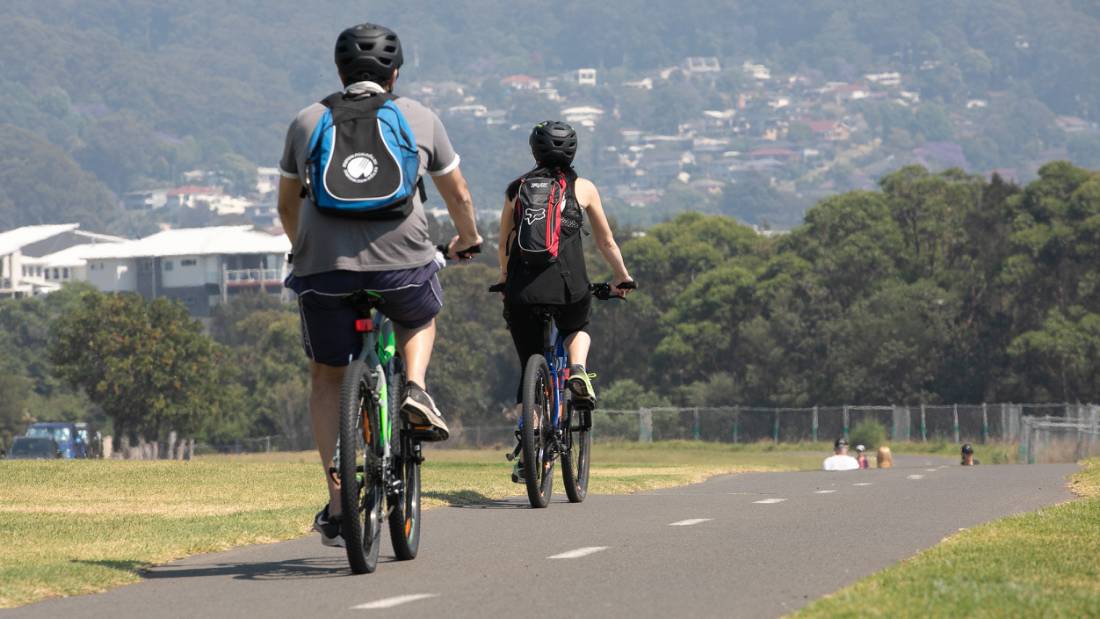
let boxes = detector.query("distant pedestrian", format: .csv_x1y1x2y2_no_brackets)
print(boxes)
823,437,860,471
854,444,870,469
961,443,980,466
876,445,893,468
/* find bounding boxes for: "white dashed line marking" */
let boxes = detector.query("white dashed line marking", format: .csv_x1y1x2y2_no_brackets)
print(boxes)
548,546,609,559
926,468,938,472
352,594,438,610
753,498,787,504
814,490,837,494
669,518,712,526
907,474,925,480
853,482,873,486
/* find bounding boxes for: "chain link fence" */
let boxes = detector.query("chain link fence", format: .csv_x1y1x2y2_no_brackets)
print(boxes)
1021,412,1100,464
197,403,1100,461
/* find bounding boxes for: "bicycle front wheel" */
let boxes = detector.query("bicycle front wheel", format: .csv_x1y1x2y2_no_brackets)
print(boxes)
561,403,591,503
521,354,555,508
339,359,383,574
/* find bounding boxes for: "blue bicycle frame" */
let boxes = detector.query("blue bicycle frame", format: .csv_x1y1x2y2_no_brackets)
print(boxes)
517,320,570,433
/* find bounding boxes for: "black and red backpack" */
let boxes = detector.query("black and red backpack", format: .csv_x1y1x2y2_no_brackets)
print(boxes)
512,168,573,268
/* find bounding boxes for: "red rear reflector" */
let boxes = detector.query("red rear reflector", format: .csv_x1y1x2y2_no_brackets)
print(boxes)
354,318,373,333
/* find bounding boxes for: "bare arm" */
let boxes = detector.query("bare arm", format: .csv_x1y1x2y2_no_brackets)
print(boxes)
497,197,514,283
277,176,303,246
431,167,482,258
577,178,633,294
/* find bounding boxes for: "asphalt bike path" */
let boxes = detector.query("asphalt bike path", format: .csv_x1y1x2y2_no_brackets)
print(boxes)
7,456,1077,618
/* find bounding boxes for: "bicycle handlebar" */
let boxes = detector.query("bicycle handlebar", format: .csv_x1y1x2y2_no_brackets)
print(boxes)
488,280,636,300
436,243,482,261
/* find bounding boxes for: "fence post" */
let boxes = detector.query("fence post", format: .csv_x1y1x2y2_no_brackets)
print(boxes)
732,406,739,444
842,405,850,440
639,408,653,443
981,403,989,444
692,408,701,441
920,403,927,442
1000,403,1007,441
773,410,780,444
953,403,960,444
812,406,819,443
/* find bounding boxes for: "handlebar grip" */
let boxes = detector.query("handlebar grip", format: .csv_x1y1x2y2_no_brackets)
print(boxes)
617,280,637,290
437,243,482,260
488,283,506,293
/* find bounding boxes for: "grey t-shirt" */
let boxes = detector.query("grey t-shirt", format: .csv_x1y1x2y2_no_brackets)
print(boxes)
279,81,460,275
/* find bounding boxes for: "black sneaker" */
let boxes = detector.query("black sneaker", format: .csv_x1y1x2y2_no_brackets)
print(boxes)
402,382,450,441
313,505,344,548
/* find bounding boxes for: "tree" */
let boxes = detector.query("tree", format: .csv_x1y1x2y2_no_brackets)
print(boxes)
49,289,226,451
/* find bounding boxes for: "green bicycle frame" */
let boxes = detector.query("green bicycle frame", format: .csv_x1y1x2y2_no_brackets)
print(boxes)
361,311,397,447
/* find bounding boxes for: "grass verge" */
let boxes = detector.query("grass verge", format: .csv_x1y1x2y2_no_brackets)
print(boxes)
791,458,1100,618
0,441,819,608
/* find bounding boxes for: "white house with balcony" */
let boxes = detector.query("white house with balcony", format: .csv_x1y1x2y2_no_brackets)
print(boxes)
79,226,290,316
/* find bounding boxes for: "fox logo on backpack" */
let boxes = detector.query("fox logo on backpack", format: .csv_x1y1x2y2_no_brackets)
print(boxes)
303,91,424,219
514,168,572,268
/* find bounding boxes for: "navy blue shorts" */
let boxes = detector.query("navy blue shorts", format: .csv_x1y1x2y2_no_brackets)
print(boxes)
286,263,443,367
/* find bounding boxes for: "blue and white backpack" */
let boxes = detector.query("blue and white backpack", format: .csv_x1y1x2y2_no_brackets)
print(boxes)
303,92,423,219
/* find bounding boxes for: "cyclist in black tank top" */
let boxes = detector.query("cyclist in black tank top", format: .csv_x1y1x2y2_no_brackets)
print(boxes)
496,121,634,406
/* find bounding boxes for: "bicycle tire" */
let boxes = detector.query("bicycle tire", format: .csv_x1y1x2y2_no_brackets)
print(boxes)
521,354,554,508
386,359,421,560
561,403,591,503
339,359,383,574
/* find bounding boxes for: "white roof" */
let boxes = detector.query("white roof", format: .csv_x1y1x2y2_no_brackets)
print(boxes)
0,224,79,256
31,242,119,268
82,226,290,260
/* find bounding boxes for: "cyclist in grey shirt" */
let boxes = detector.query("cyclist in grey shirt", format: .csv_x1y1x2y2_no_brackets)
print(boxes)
276,22,482,547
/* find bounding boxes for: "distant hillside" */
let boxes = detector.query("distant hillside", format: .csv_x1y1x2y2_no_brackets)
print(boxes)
2,0,1098,230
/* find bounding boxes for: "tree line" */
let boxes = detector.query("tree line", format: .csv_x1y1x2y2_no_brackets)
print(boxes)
1,161,1097,450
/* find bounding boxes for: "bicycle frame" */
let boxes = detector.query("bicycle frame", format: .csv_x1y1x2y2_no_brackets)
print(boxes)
358,311,398,455
517,315,570,433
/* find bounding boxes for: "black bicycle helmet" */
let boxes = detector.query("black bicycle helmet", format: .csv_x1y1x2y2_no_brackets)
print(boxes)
334,23,404,86
961,443,974,455
834,437,848,449
530,121,578,167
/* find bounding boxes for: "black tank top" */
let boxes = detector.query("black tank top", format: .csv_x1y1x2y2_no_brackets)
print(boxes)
504,171,589,305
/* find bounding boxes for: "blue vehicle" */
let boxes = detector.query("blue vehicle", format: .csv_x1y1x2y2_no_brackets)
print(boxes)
25,422,90,459
8,437,62,460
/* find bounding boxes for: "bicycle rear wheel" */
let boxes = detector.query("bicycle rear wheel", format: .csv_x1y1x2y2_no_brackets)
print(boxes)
339,359,383,574
561,403,591,503
521,354,555,508
386,360,421,560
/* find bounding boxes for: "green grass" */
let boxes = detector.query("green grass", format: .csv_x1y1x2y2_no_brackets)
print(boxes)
792,458,1100,618
0,441,819,608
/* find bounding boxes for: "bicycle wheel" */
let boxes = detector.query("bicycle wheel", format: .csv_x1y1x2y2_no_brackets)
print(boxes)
339,359,383,574
521,354,555,508
561,403,591,503
387,360,421,560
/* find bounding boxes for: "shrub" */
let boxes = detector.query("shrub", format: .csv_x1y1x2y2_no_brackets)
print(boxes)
849,419,888,449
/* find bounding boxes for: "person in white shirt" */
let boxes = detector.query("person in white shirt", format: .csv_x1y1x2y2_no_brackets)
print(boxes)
823,437,860,471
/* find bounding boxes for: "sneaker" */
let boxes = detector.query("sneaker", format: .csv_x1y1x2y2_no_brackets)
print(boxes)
313,505,344,548
511,459,525,484
566,364,597,407
402,382,450,441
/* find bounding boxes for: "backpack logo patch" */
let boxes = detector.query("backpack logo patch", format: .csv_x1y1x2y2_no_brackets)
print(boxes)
342,152,379,184
524,207,547,225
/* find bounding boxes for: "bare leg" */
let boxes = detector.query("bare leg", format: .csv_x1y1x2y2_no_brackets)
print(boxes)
565,330,592,368
310,362,345,516
395,318,436,388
